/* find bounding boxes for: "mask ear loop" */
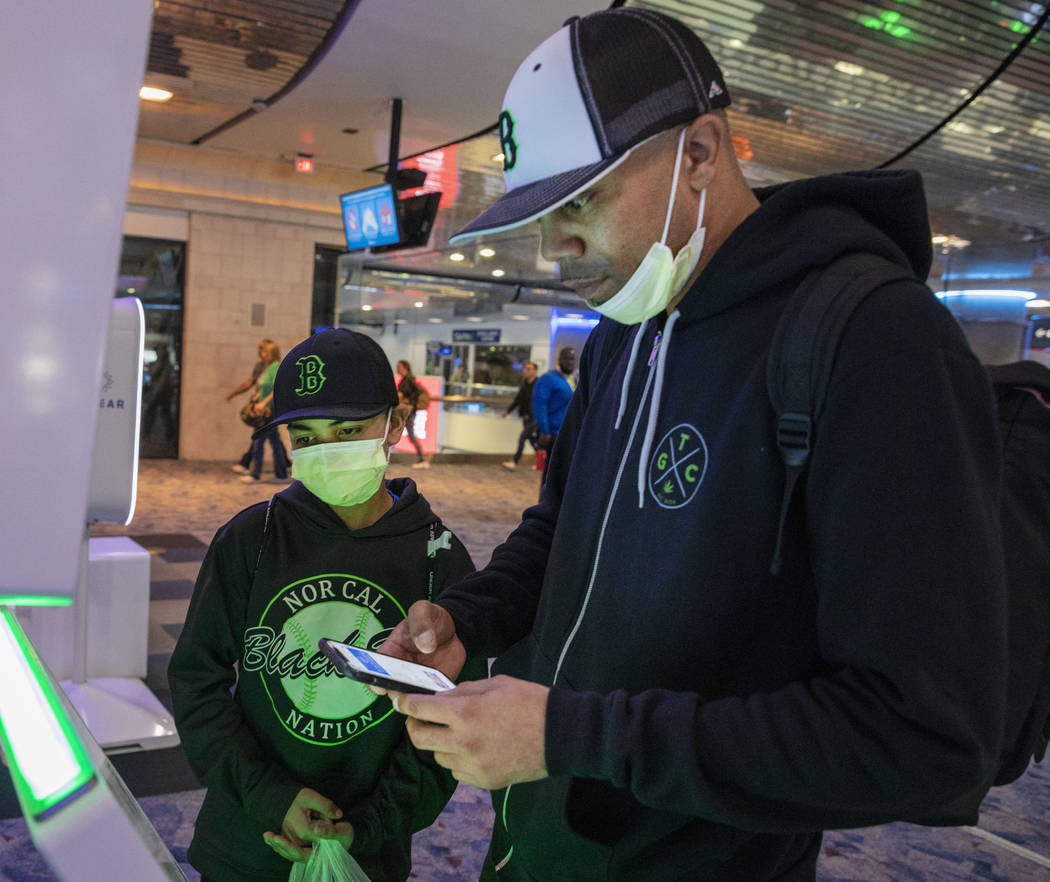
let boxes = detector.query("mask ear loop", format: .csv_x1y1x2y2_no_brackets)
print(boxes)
382,408,394,462
659,128,688,246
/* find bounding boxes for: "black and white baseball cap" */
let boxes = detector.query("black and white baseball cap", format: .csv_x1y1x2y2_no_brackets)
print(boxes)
251,329,398,438
449,8,730,245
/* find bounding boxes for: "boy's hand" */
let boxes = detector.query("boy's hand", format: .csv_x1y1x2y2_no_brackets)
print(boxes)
263,787,352,862
371,600,466,689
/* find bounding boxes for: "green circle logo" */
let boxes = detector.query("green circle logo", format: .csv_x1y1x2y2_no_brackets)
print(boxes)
648,424,707,508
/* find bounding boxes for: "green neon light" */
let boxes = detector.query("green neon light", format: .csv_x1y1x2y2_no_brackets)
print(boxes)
1010,21,1030,34
0,596,73,607
858,11,911,39
0,609,94,817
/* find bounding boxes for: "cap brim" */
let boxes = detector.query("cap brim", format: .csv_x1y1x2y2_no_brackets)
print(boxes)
251,403,391,439
448,150,634,244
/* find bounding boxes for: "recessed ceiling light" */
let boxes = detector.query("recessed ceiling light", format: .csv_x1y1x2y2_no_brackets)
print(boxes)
394,318,408,324
449,252,465,261
491,269,505,277
511,314,530,320
834,61,865,77
414,301,424,308
427,317,443,323
491,152,505,163
467,316,483,322
361,304,372,311
932,235,949,244
479,248,495,258
139,86,173,102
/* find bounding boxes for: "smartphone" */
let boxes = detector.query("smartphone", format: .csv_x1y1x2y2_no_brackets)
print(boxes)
318,638,456,694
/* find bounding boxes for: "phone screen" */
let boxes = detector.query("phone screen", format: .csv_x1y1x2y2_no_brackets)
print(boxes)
320,640,456,693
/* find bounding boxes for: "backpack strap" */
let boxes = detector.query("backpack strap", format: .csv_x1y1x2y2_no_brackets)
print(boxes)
766,253,917,575
252,494,277,582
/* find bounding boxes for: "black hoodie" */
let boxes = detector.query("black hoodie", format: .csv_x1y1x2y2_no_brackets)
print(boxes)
169,477,478,882
437,171,1007,881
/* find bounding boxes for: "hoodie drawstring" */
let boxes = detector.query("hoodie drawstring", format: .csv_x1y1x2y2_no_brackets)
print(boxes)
615,319,649,430
635,309,680,507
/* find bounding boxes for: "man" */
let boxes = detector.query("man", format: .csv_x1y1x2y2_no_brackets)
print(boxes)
170,328,481,882
530,348,575,452
501,360,538,469
377,9,1006,882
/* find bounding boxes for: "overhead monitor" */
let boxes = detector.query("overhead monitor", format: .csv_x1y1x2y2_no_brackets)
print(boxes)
370,191,442,254
340,183,400,251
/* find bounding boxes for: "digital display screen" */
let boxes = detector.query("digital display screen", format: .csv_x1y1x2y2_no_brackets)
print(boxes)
340,183,400,250
339,644,455,692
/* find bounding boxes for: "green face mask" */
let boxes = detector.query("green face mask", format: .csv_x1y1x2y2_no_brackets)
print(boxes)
291,413,390,507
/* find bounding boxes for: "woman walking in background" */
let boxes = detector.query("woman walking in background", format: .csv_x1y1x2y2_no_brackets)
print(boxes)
396,360,429,469
240,340,290,484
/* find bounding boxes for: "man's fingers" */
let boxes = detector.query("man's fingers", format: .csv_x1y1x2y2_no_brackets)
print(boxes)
407,601,446,653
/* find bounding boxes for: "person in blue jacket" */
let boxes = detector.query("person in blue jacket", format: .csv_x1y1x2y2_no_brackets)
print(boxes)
530,347,575,483
372,9,1007,882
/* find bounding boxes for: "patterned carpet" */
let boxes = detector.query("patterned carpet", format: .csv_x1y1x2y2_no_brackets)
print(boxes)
0,458,1047,880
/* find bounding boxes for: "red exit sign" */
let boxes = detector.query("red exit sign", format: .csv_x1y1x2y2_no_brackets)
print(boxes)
294,154,315,174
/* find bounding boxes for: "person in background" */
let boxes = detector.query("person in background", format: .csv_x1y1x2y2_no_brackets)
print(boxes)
240,340,289,484
395,360,430,469
228,338,284,474
373,8,1006,882
501,361,538,470
170,328,481,882
530,347,575,483
142,340,177,438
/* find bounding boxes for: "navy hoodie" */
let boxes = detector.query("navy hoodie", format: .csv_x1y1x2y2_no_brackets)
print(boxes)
437,170,1007,881
169,477,478,882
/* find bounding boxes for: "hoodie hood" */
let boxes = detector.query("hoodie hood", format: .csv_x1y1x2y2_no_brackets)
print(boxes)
274,475,438,538
676,169,932,324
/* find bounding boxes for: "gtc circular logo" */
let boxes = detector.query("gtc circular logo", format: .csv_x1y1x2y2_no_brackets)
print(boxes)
648,424,707,508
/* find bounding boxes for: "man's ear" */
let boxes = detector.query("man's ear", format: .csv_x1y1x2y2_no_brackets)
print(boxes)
682,114,723,192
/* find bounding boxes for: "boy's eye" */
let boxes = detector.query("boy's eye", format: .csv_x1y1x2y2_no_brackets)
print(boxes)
565,194,590,212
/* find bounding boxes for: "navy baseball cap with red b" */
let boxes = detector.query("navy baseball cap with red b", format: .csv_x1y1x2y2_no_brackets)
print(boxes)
251,328,398,439
449,8,730,244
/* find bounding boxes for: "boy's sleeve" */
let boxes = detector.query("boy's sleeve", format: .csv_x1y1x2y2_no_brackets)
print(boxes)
343,731,457,855
167,518,302,833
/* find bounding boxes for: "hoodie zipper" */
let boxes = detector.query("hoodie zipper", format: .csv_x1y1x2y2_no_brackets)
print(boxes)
494,336,661,872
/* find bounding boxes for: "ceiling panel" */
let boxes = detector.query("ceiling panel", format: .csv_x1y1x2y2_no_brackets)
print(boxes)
131,0,1049,285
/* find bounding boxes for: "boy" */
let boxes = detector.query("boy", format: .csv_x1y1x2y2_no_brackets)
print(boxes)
169,328,479,882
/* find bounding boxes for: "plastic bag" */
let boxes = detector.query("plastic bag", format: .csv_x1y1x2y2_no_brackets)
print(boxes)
288,839,372,882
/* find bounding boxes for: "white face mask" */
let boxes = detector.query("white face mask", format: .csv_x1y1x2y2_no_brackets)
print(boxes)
291,412,391,507
588,128,707,325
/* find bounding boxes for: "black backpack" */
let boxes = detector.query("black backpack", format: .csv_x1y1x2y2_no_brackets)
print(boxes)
766,252,1050,821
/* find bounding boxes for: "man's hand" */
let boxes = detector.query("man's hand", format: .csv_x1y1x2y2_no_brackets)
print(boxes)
390,675,549,790
262,787,352,862
372,600,466,687
538,433,553,449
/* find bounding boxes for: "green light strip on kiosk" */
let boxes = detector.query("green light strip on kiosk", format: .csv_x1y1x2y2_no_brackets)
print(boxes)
0,596,73,607
0,608,94,816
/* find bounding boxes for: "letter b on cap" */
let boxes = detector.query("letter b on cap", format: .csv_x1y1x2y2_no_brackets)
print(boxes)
295,355,326,396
